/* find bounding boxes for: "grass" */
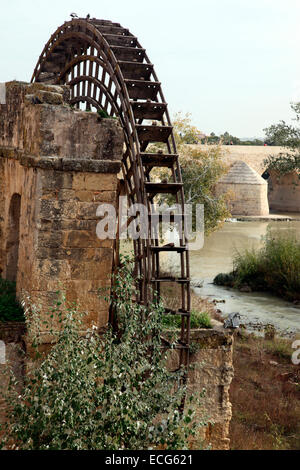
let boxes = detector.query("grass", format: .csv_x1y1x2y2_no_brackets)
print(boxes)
263,338,293,360
214,229,300,301
159,277,216,330
162,310,212,330
0,278,24,322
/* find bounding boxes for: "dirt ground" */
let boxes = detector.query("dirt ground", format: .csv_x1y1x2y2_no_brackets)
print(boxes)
230,331,300,450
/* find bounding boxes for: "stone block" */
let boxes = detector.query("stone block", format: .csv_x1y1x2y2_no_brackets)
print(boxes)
72,173,118,191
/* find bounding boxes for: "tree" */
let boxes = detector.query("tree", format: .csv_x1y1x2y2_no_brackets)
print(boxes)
172,112,203,145
264,103,300,148
178,146,230,234
161,113,230,234
263,103,300,174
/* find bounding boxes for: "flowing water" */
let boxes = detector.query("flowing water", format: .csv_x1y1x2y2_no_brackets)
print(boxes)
189,220,300,337
160,220,300,336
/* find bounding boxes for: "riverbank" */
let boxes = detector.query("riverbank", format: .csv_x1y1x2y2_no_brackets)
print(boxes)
231,213,300,222
161,282,300,450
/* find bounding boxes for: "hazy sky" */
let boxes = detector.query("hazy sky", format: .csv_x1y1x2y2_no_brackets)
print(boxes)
1,0,299,137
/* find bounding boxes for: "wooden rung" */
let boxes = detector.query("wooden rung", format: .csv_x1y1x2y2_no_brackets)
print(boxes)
103,34,137,47
164,309,190,316
136,125,172,144
125,80,160,100
90,19,116,26
145,182,183,194
131,101,167,120
173,343,189,350
141,153,177,168
150,245,186,253
95,25,129,35
151,277,189,283
111,46,145,62
118,61,154,80
148,213,185,223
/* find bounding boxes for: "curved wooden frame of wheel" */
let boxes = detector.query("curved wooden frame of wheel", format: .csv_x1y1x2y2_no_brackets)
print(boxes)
31,17,191,368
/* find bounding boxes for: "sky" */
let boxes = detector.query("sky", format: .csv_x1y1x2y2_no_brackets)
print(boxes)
0,0,299,138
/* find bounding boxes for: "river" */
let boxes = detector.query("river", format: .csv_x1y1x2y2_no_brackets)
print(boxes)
189,220,300,337
160,220,300,336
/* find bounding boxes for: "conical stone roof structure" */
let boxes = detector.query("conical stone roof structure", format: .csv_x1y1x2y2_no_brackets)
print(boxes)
218,160,267,185
216,160,269,216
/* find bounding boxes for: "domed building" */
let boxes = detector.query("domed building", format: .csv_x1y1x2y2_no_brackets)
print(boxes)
216,160,269,216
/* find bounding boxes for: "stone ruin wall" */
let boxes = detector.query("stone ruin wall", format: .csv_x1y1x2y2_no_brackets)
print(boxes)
168,325,234,450
0,82,234,450
216,182,269,216
268,170,300,213
0,81,123,331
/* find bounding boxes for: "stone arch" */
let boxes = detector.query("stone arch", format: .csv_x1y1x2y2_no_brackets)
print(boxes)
5,193,21,282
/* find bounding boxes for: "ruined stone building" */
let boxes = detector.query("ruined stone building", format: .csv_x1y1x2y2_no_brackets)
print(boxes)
0,81,123,331
216,160,269,216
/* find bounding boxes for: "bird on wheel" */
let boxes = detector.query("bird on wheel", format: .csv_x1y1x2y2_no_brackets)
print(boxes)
70,12,78,19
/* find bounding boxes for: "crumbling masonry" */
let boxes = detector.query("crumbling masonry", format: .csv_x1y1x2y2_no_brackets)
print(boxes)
0,81,123,330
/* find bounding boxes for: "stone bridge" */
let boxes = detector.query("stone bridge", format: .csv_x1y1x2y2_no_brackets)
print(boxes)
197,145,300,216
196,144,284,175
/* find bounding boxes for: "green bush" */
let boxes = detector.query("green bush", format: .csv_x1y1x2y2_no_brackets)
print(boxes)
1,259,206,450
263,231,300,299
190,311,212,329
0,278,24,322
213,272,235,287
213,230,300,301
233,249,267,291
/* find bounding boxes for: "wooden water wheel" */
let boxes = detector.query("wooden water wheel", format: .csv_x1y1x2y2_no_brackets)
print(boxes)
31,17,191,369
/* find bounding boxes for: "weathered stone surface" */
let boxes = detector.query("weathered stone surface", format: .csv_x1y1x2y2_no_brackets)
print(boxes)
166,321,234,450
268,169,300,213
0,81,123,162
216,161,269,216
0,81,122,333
72,173,118,191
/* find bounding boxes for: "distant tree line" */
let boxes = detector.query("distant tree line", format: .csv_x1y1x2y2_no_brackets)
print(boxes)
263,102,300,174
201,132,265,146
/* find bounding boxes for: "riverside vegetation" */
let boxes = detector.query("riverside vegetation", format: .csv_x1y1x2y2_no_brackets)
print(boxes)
0,259,206,450
213,229,300,302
